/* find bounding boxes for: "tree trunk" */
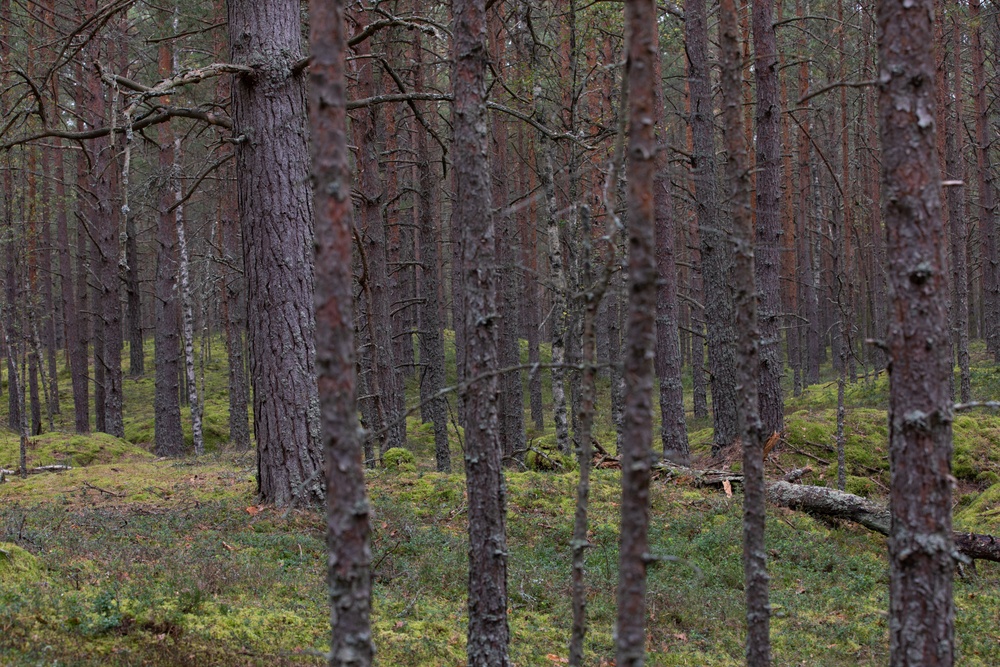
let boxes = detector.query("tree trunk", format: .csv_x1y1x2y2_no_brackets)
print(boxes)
946,16,971,404
229,0,324,505
126,216,144,377
616,1,658,663
752,0,784,436
350,15,405,457
569,206,598,667
453,0,510,661
173,140,205,456
720,1,770,662
539,131,571,454
310,0,375,661
970,0,998,359
877,2,955,663
413,29,451,473
653,59,688,465
221,201,250,451
685,0,740,453
153,77,184,457
54,138,88,433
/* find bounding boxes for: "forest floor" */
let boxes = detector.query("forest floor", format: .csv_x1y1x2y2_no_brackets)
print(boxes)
2,337,1000,666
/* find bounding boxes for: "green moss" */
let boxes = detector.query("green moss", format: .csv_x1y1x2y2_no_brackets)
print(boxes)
0,431,149,470
0,543,46,584
846,476,877,497
955,482,1000,533
383,447,416,472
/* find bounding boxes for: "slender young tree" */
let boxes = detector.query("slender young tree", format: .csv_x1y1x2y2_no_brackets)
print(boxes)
311,0,374,663
877,1,955,664
616,0,657,664
721,0,770,663
453,0,509,663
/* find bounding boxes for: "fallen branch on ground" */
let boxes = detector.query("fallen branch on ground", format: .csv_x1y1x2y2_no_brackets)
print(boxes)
0,464,72,476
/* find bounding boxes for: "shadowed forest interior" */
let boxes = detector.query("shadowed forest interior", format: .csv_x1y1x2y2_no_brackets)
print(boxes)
1,0,999,666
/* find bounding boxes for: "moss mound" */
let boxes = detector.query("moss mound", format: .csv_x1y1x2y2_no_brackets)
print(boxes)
0,543,46,584
383,447,416,472
0,431,150,470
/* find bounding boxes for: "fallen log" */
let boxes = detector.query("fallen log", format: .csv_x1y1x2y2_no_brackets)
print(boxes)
0,464,72,477
650,460,1000,563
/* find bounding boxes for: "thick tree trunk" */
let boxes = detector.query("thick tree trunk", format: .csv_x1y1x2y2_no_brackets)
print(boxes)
752,0,784,436
685,0,740,453
310,0,375,662
877,2,955,663
453,0,510,661
616,2,658,663
229,0,323,505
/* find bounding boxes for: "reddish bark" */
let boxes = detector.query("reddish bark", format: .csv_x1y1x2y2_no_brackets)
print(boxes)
311,0,374,662
877,1,955,664
617,0,658,663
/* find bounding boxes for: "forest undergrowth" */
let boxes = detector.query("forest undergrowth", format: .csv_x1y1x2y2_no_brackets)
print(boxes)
1,336,999,666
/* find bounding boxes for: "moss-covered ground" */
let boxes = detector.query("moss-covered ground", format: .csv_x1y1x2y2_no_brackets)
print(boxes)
1,335,999,665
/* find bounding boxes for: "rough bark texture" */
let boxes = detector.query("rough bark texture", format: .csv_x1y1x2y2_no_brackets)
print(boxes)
751,0,784,436
685,0,740,453
720,1,770,663
617,2,657,664
652,48,688,465
970,0,998,359
877,2,955,664
569,206,597,667
310,0,374,662
767,481,1000,563
229,0,324,505
173,147,205,457
453,0,510,663
153,104,184,458
413,29,450,473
